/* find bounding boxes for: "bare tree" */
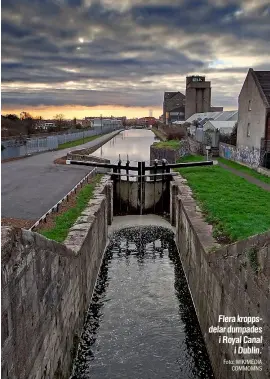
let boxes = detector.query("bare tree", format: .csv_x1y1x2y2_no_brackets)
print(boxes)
20,111,33,120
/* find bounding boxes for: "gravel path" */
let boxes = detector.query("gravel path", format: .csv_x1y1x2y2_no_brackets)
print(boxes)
218,162,270,192
1,130,120,220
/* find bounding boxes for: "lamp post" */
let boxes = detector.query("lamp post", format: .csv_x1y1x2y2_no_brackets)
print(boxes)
100,114,103,133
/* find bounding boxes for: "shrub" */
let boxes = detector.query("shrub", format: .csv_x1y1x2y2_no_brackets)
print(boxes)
162,125,187,140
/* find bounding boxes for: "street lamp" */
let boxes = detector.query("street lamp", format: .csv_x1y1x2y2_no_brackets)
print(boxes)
100,114,103,132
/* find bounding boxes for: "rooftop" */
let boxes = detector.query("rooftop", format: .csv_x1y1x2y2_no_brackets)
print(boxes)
186,110,238,124
253,70,270,107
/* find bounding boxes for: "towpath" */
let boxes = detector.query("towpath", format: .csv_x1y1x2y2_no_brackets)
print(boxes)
1,130,120,221
218,162,270,192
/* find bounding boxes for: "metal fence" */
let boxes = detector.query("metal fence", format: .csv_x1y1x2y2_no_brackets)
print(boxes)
1,125,121,160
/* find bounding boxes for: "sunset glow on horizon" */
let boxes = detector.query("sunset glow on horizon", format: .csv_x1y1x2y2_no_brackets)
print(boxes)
2,0,269,119
1,105,162,120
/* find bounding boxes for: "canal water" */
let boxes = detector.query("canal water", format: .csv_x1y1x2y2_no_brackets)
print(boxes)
91,129,157,165
71,226,214,379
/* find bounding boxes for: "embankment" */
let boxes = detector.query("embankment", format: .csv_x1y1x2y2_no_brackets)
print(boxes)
1,176,113,379
54,129,122,164
171,176,270,379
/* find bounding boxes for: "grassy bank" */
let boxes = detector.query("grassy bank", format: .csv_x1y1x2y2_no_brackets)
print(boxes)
57,134,101,150
177,154,206,162
153,140,180,149
217,157,270,185
40,174,102,242
175,164,270,242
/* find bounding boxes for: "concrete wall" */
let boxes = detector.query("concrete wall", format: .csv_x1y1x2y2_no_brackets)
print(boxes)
237,70,266,149
185,81,211,120
1,176,113,379
172,176,270,379
219,142,261,167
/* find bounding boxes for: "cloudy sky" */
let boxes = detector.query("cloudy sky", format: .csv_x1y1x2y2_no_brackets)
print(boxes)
2,0,270,119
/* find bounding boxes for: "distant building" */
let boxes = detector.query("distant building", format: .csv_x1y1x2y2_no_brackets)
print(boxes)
203,120,236,135
163,76,223,125
36,121,56,130
163,92,185,125
210,106,224,112
186,110,238,135
237,68,270,167
137,117,157,126
92,118,122,128
185,76,212,120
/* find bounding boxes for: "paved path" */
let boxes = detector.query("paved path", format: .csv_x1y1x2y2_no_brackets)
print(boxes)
1,131,121,220
218,162,270,192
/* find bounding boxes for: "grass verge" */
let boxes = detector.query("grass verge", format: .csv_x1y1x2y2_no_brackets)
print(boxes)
39,174,102,242
177,154,206,163
217,157,270,185
153,140,180,149
57,134,101,150
175,164,270,242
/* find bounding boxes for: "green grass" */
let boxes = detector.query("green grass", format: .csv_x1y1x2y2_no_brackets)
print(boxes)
217,157,270,185
57,134,101,150
153,140,180,149
175,164,270,242
177,154,206,163
40,174,102,242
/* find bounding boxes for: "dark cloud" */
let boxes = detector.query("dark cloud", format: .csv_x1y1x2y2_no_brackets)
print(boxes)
1,0,270,110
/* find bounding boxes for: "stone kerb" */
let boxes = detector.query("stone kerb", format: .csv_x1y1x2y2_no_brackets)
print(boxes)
64,175,112,253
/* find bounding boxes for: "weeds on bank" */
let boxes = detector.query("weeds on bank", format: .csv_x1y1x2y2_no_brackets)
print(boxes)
153,140,181,150
40,174,103,242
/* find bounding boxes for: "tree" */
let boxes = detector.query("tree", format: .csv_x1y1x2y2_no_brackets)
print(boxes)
5,114,19,120
20,111,33,120
54,114,65,128
230,122,238,146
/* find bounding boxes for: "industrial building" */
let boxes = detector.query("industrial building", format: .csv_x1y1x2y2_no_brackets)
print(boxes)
163,75,223,124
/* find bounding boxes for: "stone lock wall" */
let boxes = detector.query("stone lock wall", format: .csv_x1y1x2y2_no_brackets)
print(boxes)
171,176,270,379
1,177,113,379
150,139,190,164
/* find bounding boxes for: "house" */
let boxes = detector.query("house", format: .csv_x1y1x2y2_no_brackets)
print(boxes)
203,120,236,135
163,91,185,124
237,68,270,167
35,121,56,130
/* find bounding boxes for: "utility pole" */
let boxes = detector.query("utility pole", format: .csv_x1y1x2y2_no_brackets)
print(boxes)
100,114,103,133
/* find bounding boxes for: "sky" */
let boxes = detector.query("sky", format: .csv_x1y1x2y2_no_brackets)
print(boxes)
1,0,270,119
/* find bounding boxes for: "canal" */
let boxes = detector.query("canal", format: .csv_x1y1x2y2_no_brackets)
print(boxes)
71,226,214,379
91,129,157,165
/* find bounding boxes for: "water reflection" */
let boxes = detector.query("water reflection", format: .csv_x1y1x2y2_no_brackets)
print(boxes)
71,226,214,379
92,129,156,165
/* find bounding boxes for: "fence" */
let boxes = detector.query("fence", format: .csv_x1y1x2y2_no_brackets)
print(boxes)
1,125,121,160
29,168,97,231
